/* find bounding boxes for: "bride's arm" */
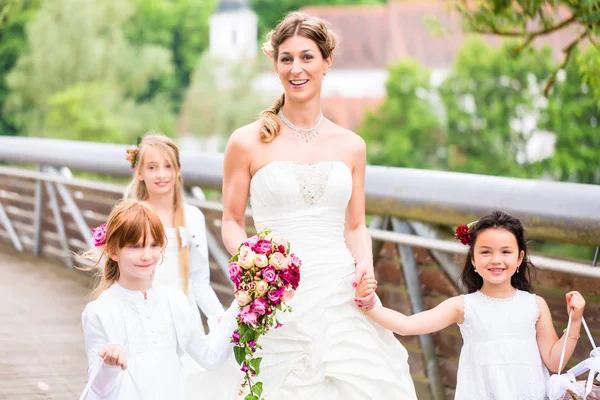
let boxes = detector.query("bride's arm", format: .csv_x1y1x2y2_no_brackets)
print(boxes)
222,129,252,255
343,136,374,289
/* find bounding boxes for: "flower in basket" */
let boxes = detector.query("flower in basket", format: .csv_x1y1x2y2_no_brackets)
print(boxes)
228,229,302,400
455,221,477,246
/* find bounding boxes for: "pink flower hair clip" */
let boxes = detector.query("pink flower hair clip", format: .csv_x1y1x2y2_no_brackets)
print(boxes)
92,223,107,247
125,136,142,169
455,221,477,246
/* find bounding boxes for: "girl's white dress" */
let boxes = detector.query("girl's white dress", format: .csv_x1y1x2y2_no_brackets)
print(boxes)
456,289,550,400
152,204,241,399
81,282,237,400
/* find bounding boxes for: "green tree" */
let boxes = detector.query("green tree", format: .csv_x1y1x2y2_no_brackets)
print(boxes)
124,0,217,112
438,38,554,177
450,0,600,99
252,0,385,37
0,0,40,136
538,47,600,184
359,59,444,169
183,53,269,139
5,0,175,142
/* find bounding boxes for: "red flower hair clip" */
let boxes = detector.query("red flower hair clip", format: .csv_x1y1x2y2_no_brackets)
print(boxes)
455,221,477,246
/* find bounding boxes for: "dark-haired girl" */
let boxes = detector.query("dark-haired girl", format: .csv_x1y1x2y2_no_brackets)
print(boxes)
355,210,586,400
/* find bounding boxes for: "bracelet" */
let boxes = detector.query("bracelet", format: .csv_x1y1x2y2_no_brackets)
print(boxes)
562,328,580,340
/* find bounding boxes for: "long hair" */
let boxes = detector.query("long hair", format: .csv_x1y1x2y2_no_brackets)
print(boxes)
124,133,190,293
459,210,535,293
260,12,338,142
84,199,166,300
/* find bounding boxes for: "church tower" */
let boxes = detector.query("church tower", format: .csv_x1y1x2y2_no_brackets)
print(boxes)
209,0,258,60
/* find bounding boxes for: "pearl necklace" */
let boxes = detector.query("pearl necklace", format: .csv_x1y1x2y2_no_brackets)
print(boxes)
278,110,323,142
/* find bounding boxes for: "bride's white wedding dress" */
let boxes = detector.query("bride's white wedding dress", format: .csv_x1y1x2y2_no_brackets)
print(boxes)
248,160,417,400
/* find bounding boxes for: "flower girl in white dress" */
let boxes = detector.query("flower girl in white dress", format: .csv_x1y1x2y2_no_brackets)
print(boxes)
124,134,240,399
356,211,586,400
80,199,237,400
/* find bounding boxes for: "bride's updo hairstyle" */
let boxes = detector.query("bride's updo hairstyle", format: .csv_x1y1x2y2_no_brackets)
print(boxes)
260,12,337,143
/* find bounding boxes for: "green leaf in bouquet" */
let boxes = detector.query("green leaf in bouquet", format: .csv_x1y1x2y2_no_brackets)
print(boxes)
234,346,246,365
250,357,262,375
251,382,263,397
245,395,259,400
241,326,256,343
229,254,239,262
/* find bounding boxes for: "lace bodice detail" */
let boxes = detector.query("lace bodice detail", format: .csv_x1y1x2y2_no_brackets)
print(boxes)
250,161,351,210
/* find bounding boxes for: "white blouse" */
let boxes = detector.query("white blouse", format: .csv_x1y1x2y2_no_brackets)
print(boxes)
153,204,224,333
81,282,237,400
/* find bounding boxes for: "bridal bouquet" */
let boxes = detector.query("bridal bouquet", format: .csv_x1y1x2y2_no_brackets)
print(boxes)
228,229,302,400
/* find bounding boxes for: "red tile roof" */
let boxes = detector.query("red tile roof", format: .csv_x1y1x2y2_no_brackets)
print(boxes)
301,0,582,69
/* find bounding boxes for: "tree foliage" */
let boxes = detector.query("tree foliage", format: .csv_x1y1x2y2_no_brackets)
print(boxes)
0,0,40,136
450,0,600,99
539,47,600,184
184,53,269,139
359,59,444,169
124,0,217,112
4,0,175,141
439,38,555,177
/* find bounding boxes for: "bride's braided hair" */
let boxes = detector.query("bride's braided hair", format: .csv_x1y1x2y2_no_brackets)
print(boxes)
260,12,337,143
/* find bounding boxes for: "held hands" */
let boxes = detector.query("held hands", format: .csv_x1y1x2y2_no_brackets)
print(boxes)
354,276,378,312
353,262,375,305
565,291,585,320
98,344,127,370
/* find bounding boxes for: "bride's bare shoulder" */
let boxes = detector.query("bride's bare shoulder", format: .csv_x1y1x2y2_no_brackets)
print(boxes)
328,123,366,158
225,120,264,157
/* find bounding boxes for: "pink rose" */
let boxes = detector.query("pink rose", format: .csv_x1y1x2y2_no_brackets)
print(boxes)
252,239,273,256
238,245,255,269
254,254,268,268
252,298,268,315
239,305,258,326
92,223,107,247
235,290,251,306
288,253,301,268
255,280,269,296
228,262,241,280
281,287,295,302
271,236,289,254
243,234,260,249
267,286,284,305
262,266,277,284
269,252,288,270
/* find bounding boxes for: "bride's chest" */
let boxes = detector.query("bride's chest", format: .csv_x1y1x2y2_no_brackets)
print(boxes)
250,161,352,208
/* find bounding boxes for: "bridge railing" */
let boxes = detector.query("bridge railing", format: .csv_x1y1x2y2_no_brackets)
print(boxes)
1,136,599,400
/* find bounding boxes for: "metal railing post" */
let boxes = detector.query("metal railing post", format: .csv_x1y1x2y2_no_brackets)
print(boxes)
391,218,446,400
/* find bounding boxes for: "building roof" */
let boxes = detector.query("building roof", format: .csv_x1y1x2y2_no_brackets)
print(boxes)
301,1,579,70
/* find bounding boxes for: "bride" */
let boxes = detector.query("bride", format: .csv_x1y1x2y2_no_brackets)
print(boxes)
221,11,417,400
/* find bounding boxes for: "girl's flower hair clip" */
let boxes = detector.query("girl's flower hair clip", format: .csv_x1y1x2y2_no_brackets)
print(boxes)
455,221,477,246
125,136,142,169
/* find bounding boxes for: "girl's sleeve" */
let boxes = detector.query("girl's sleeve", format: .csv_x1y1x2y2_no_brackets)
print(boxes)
187,205,225,327
82,303,123,397
185,302,238,370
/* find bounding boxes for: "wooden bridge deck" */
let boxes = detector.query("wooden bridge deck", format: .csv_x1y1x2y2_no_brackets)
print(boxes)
0,244,89,399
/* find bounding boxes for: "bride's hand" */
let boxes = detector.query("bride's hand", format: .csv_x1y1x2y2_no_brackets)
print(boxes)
353,262,375,305
352,262,373,289
355,276,377,310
